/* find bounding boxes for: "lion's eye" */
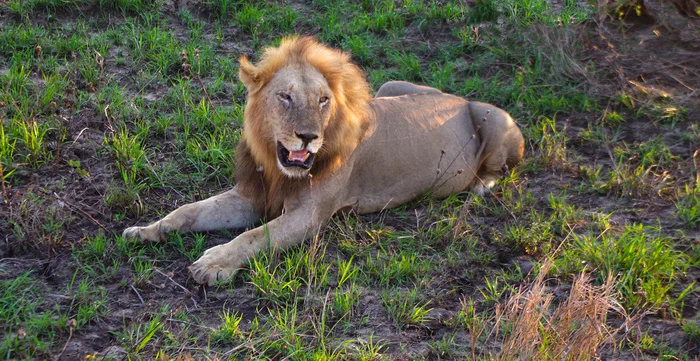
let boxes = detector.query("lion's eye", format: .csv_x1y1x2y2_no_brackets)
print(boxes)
319,96,329,105
277,93,292,104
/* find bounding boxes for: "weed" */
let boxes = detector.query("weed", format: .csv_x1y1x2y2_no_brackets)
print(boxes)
523,116,569,171
333,283,363,319
211,310,243,344
364,250,427,287
116,314,164,356
676,186,699,228
0,121,17,180
496,264,626,360
336,256,359,287
248,250,304,305
555,224,689,310
0,272,68,359
382,287,432,328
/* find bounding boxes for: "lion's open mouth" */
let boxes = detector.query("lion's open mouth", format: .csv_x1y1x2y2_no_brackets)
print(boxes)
277,142,316,169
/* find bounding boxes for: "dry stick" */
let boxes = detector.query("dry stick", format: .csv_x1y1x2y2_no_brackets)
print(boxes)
152,267,198,308
102,104,115,133
137,69,161,95
53,321,75,361
194,50,223,120
693,149,699,188
130,284,145,305
431,132,478,190
51,192,113,235
71,127,89,145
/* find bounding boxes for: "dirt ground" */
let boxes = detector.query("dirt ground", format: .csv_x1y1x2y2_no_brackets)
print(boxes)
1,0,699,360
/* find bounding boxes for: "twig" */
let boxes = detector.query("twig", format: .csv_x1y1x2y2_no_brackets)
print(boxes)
102,104,115,133
165,318,215,331
130,284,145,305
152,267,198,308
137,69,161,95
694,150,699,189
71,127,89,145
194,50,223,119
54,320,75,361
52,192,113,235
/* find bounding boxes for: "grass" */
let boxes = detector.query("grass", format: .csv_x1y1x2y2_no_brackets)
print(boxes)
555,224,691,310
0,0,698,359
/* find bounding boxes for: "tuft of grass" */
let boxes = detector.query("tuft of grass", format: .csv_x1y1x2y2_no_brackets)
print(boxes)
333,283,363,319
363,249,428,287
105,128,148,213
495,263,627,360
382,287,432,328
0,272,68,359
676,185,699,228
211,310,243,344
248,239,331,305
555,224,689,310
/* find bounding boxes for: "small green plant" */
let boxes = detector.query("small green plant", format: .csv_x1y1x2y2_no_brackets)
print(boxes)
116,315,163,356
556,224,689,310
14,116,51,168
0,121,17,180
364,250,427,287
333,283,362,319
0,272,68,359
382,287,432,328
524,116,568,171
480,276,509,305
211,310,243,344
130,257,155,287
676,186,699,228
248,250,304,305
105,127,148,212
336,256,359,287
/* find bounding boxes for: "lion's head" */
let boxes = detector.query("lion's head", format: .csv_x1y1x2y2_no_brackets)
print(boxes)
236,37,372,215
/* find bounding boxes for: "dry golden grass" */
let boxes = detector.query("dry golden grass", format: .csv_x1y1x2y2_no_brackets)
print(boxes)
469,262,636,360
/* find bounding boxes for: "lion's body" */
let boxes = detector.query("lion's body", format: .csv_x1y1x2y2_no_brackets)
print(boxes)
123,37,524,285
333,93,522,214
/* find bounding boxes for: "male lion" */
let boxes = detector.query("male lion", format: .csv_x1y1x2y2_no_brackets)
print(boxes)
123,37,524,285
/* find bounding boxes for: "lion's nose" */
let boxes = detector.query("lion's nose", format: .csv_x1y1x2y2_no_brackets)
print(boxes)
295,132,319,143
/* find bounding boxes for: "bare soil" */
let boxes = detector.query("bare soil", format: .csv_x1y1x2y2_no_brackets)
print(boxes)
0,0,699,359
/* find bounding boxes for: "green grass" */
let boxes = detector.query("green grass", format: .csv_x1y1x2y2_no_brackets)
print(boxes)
555,224,690,310
382,287,433,328
0,0,697,359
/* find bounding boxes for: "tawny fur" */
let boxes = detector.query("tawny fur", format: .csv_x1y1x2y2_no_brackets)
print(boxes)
238,37,371,217
123,37,525,286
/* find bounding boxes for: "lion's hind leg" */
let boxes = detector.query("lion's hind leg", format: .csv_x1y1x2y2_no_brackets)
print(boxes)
122,186,260,242
467,101,523,196
471,148,507,196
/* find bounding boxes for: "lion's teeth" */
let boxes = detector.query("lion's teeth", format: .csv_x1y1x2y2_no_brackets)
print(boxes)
288,149,309,162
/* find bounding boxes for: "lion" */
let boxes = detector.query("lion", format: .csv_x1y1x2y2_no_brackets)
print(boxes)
123,37,525,286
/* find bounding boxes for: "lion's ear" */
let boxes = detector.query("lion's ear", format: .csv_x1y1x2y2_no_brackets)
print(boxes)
239,56,260,91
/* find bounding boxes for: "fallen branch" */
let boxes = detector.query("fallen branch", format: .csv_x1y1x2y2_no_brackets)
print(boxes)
52,192,113,236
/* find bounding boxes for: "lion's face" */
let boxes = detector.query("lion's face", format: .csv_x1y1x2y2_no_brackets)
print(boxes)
263,65,333,178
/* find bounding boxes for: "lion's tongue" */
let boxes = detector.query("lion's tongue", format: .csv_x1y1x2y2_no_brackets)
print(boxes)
288,149,309,162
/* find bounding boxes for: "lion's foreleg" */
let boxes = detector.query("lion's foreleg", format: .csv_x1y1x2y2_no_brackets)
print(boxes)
189,199,334,285
122,186,260,242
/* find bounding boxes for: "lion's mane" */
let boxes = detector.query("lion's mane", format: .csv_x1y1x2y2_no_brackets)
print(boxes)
235,37,372,218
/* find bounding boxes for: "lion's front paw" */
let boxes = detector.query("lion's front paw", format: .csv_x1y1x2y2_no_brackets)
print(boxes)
189,244,242,286
122,224,162,242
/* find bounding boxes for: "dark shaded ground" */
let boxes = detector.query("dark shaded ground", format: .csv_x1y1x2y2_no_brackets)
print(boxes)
1,0,699,360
